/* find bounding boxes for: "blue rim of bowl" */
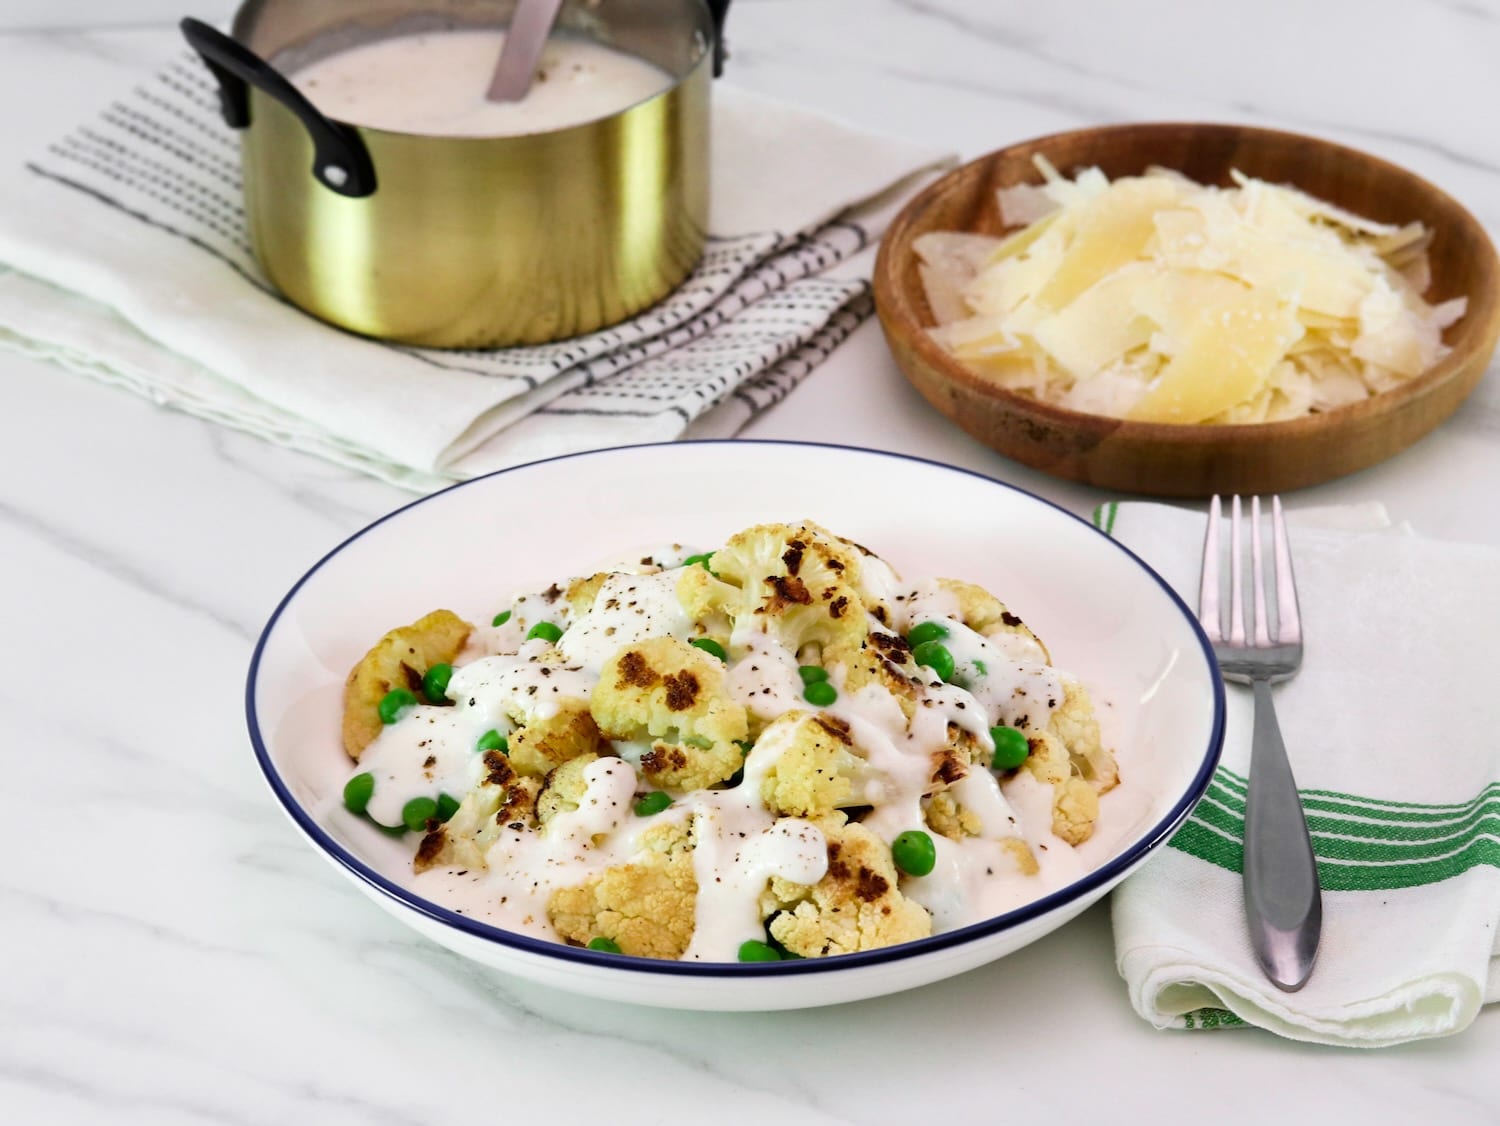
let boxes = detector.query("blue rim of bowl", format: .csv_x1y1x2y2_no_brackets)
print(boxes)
246,439,1226,977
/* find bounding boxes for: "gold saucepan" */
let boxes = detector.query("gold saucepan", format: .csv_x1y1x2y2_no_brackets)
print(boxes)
183,0,728,348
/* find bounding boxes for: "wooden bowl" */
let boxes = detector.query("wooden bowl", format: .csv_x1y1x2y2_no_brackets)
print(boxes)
873,123,1500,496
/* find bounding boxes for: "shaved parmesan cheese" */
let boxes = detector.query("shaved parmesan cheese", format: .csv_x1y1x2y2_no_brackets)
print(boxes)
1128,285,1303,423
919,157,1466,424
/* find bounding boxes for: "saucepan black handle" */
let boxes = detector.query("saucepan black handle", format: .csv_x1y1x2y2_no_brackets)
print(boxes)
707,0,731,76
179,17,377,198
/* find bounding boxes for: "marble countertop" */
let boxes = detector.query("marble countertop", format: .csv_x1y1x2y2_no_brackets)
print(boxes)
4,1,1498,1122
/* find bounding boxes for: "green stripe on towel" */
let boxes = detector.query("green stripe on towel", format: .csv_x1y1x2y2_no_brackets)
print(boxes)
1181,1008,1248,1030
1174,767,1500,890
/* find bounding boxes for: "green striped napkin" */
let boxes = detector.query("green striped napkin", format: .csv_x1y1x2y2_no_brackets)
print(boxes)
1101,501,1500,1047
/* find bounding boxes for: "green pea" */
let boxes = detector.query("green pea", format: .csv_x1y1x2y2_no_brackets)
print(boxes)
378,688,419,725
737,939,782,963
990,725,1031,770
587,936,621,954
421,662,453,704
690,638,728,662
798,665,829,685
401,796,439,833
803,680,837,707
526,621,563,644
912,640,955,682
342,772,375,815
906,620,950,648
476,729,508,754
892,829,937,877
436,793,461,822
635,791,672,816
492,609,512,627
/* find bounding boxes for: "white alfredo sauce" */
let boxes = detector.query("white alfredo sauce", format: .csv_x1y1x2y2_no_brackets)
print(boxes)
291,30,674,138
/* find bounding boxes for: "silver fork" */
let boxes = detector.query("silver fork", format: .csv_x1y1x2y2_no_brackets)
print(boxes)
1199,495,1322,992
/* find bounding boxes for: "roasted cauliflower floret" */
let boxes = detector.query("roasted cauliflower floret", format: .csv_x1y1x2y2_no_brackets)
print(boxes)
1051,776,1101,847
564,572,612,619
922,792,1039,873
760,818,932,957
640,739,744,793
342,609,472,759
535,751,637,842
536,751,601,827
1002,677,1116,845
756,711,881,818
924,790,982,840
827,629,921,720
936,578,1052,663
697,522,870,653
804,521,902,626
1051,677,1118,792
507,696,607,779
547,822,697,959
591,637,748,789
1022,729,1102,845
931,723,977,792
414,750,540,872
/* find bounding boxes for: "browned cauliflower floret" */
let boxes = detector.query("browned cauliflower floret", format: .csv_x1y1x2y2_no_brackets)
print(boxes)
692,522,870,654
564,572,612,619
936,578,1052,663
760,818,932,956
507,696,607,779
826,629,921,721
639,739,744,793
414,750,540,872
547,822,697,959
932,723,978,792
591,637,748,789
342,609,472,759
805,522,902,627
756,711,881,818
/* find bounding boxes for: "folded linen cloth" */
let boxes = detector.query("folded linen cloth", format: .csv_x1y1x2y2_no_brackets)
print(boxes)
0,52,951,492
1104,500,1500,1047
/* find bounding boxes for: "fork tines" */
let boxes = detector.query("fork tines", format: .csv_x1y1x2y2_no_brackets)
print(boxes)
1199,494,1301,648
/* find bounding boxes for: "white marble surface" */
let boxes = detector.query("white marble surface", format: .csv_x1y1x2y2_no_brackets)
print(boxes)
3,1,1499,1122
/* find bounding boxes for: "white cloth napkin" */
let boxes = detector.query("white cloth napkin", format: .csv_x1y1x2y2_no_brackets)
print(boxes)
1102,500,1500,1047
0,52,951,492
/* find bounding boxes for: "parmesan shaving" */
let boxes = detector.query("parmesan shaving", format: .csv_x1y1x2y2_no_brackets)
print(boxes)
917,158,1465,424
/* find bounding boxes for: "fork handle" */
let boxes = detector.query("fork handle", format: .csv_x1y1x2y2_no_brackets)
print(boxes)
1243,677,1323,991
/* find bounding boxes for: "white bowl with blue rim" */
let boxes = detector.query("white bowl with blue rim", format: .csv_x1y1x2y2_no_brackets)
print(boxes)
246,441,1224,1010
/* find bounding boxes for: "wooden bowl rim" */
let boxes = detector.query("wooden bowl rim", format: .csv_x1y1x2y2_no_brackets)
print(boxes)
874,121,1500,447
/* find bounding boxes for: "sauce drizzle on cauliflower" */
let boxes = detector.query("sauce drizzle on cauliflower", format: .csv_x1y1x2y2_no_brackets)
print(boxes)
335,522,1120,961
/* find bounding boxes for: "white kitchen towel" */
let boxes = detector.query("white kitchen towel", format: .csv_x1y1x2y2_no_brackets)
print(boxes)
1102,500,1500,1047
0,51,950,492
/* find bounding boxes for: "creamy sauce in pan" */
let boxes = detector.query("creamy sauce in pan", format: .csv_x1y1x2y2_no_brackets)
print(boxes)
290,30,674,137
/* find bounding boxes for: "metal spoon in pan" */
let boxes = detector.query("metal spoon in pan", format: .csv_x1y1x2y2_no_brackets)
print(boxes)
486,0,565,102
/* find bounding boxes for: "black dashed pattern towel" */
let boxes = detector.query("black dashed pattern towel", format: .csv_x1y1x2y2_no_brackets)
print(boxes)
0,53,950,491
